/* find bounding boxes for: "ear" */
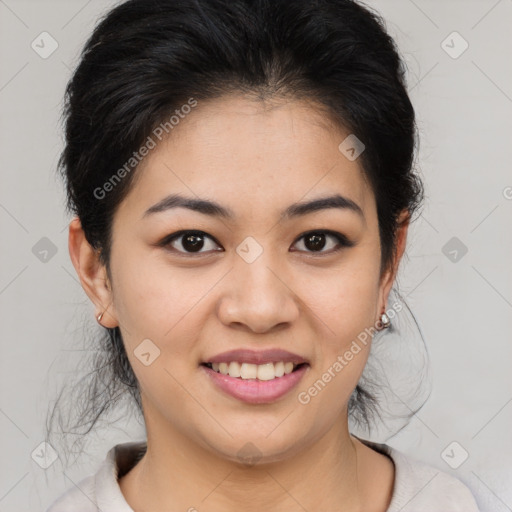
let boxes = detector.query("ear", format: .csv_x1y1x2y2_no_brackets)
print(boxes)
68,217,118,328
377,209,410,313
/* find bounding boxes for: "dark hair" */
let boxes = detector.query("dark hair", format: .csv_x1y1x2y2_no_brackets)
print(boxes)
48,0,425,460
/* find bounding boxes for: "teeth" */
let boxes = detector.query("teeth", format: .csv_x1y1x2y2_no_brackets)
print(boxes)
240,362,258,379
257,363,275,381
208,361,300,380
228,361,241,377
274,361,285,378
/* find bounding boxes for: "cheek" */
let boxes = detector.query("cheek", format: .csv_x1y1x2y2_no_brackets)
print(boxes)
111,250,220,352
298,255,380,333
293,253,382,396
110,256,210,407
293,266,380,416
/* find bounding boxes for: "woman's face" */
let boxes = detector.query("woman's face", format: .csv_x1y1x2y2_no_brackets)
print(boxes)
76,94,404,463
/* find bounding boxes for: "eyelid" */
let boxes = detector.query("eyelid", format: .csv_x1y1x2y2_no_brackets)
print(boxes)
158,230,222,255
159,229,354,255
292,229,355,249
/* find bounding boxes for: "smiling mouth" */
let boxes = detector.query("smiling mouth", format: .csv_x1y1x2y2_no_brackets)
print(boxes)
201,361,309,381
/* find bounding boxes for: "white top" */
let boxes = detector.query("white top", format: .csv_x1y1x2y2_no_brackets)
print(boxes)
46,438,480,511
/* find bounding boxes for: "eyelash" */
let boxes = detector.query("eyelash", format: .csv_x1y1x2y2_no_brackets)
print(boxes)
158,229,355,257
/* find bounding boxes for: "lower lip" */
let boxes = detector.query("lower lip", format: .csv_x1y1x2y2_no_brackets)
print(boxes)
201,364,309,404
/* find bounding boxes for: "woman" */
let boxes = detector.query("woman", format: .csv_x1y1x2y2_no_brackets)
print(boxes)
46,0,480,510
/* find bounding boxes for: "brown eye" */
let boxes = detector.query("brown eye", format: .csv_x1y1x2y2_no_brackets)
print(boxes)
292,230,354,255
163,230,222,254
159,229,353,256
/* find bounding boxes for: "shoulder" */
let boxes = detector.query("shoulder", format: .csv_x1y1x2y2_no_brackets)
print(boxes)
45,442,142,512
385,445,481,512
354,436,480,512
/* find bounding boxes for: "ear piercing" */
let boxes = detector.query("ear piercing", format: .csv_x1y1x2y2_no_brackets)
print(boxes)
380,312,391,329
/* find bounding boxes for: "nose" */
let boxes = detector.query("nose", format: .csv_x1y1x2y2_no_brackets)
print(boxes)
217,254,300,334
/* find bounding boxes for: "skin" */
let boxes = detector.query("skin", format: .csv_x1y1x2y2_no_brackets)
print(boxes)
69,94,409,512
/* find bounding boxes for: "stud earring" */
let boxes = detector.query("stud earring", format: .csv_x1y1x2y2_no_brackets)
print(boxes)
96,311,104,324
380,312,391,329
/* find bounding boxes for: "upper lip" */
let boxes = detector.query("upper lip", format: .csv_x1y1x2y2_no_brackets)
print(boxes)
203,349,309,365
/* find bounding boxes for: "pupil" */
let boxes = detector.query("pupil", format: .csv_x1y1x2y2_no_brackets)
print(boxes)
183,233,204,252
305,233,325,251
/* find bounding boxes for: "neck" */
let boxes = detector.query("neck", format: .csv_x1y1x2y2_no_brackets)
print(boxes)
120,411,373,512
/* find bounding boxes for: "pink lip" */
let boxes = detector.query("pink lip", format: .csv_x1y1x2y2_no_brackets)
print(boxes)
201,364,309,404
203,348,308,365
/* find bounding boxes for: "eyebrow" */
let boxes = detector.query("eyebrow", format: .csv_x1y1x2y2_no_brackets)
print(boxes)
142,193,364,221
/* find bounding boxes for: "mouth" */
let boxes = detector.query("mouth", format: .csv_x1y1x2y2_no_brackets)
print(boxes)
201,361,309,381
200,360,310,404
200,348,310,403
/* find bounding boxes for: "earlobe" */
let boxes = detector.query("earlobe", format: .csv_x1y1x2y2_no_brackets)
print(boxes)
68,217,118,327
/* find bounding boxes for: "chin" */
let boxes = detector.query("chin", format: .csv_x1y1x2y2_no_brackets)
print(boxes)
198,424,310,467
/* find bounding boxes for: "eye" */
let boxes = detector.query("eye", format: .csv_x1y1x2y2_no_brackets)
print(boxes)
159,229,354,257
161,230,222,255
291,230,354,255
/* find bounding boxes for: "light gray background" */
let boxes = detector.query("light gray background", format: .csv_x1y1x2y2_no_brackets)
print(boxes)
1,1,511,511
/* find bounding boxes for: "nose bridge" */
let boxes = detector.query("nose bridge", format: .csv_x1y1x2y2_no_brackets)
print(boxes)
235,233,282,288
219,242,298,332
239,250,283,298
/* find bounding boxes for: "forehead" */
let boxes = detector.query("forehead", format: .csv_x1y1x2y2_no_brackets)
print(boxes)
118,94,375,225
